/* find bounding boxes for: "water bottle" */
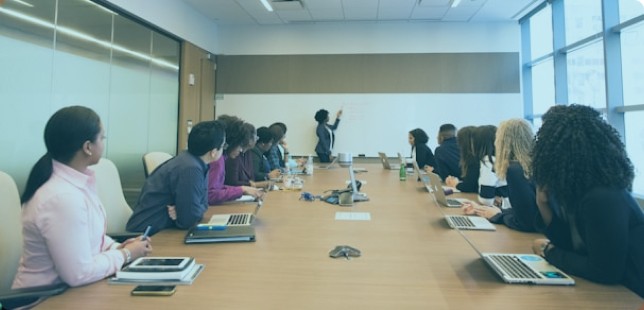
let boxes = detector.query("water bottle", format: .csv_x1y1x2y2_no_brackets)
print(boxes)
399,160,407,181
306,155,314,175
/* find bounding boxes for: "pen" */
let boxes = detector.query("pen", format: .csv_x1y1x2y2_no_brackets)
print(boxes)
141,225,152,241
196,224,227,231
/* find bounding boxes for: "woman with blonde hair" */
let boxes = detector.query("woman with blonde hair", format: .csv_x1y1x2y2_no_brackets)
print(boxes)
462,119,538,232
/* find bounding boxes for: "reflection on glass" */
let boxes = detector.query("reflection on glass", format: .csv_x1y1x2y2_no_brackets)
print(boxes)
564,0,602,43
532,58,555,116
530,5,553,59
619,0,644,23
620,22,644,107
625,112,644,195
567,41,606,109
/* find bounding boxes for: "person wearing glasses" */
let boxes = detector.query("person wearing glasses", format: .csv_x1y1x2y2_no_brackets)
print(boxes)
126,120,227,234
207,115,265,205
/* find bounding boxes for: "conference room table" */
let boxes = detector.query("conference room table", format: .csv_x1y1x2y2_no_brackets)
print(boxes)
41,164,642,309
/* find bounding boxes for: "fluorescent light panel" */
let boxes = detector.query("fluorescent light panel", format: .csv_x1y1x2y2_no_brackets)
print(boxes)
451,0,462,8
259,0,273,12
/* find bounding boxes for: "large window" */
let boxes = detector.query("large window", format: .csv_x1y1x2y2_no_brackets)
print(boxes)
521,0,644,196
0,0,180,192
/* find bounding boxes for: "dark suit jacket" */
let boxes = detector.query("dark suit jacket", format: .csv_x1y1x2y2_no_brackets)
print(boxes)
413,143,436,169
315,118,340,155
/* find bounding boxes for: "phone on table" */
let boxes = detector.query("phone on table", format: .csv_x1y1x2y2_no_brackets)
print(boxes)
131,285,176,296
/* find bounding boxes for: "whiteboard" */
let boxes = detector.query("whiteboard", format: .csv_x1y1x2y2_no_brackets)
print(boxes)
215,93,523,157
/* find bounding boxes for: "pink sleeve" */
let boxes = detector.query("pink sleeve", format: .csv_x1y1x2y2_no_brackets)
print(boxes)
39,193,125,287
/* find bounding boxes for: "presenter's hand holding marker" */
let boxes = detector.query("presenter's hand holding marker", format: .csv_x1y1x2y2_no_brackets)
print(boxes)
336,109,343,119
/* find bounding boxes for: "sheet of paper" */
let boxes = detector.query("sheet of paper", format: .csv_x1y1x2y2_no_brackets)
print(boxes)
335,212,371,221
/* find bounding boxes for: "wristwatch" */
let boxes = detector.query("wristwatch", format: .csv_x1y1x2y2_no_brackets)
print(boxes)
539,241,551,258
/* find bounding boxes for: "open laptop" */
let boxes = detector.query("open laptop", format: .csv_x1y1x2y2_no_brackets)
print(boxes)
207,200,263,226
457,226,575,285
316,156,338,169
378,152,400,170
426,171,466,208
444,214,496,231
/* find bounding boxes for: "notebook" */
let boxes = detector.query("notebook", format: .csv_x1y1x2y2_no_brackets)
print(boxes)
184,225,256,244
208,200,262,226
378,152,400,170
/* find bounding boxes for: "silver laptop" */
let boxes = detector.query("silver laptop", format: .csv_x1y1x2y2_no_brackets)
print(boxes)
378,152,400,170
316,156,338,169
208,200,262,226
481,252,575,285
444,214,496,231
426,171,465,208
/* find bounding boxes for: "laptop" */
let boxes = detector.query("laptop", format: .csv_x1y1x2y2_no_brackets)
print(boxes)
184,225,256,244
207,200,262,226
426,171,466,208
316,156,339,169
378,152,400,170
444,214,496,231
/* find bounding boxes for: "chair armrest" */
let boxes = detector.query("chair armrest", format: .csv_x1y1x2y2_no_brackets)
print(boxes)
0,283,68,309
107,231,141,243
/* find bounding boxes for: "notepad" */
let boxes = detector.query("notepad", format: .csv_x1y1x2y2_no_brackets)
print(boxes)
335,212,371,221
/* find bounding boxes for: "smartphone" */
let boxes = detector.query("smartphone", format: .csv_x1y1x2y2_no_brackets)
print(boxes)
130,285,176,296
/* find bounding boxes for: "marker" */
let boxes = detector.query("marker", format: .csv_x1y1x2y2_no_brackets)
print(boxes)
195,224,227,231
141,226,152,240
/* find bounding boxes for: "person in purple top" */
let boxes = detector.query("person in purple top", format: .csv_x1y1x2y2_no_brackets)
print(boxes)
207,115,263,205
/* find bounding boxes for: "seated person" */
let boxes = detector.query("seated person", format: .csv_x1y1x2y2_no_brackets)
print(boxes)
445,126,479,193
408,128,436,170
225,122,272,189
126,120,225,235
530,105,644,298
249,126,281,182
266,122,288,171
433,124,461,181
12,106,151,308
208,116,264,205
461,119,538,232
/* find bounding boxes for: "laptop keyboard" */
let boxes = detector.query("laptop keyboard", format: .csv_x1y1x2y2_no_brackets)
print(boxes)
450,216,474,228
228,214,249,225
488,255,541,279
446,199,462,206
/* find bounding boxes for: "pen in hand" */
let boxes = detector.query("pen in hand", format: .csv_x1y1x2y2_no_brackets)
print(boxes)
141,225,152,241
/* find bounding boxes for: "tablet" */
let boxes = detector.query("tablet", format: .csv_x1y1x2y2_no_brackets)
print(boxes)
126,257,194,272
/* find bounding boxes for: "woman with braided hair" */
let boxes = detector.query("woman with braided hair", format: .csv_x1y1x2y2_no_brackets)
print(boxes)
530,104,643,297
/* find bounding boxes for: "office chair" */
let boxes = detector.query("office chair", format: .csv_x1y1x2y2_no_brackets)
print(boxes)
142,151,173,177
89,158,139,241
0,171,67,308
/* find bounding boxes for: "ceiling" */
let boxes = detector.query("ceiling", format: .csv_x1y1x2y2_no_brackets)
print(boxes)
181,0,543,26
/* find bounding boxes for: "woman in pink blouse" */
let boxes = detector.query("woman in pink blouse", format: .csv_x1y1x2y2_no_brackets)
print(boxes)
12,106,152,307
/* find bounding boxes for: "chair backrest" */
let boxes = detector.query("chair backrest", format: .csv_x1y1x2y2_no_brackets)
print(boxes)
142,152,173,177
0,171,23,291
89,159,132,234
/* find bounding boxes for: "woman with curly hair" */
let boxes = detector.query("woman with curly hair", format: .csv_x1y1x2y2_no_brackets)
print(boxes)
462,119,538,232
530,105,643,298
445,126,479,193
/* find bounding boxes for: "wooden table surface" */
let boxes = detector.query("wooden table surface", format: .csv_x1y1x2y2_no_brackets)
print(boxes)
40,164,643,309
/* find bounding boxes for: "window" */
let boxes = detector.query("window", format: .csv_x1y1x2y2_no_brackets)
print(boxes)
530,5,553,58
564,0,603,43
566,41,606,109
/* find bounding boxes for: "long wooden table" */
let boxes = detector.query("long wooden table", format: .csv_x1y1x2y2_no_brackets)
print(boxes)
41,164,643,309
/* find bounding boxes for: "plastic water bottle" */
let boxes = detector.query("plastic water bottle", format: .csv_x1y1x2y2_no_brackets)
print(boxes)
399,160,407,181
306,155,314,175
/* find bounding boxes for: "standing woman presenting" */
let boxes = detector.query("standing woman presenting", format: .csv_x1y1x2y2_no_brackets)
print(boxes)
314,108,342,163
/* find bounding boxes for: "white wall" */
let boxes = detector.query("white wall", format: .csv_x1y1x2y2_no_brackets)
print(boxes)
104,0,220,53
215,22,523,157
